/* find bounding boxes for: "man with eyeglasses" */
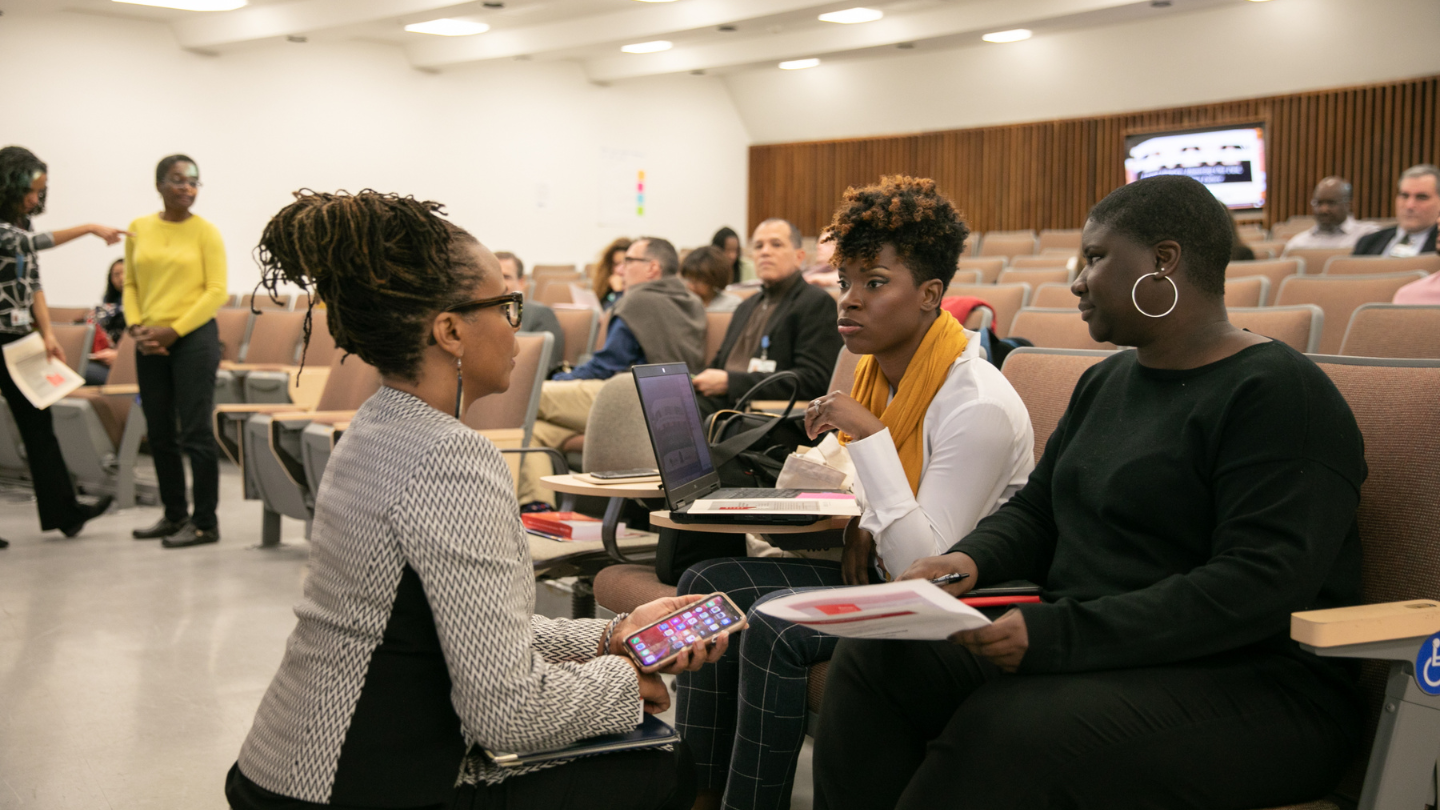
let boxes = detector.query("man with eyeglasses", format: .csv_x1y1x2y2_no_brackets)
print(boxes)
1282,177,1378,251
1354,164,1440,256
517,236,707,508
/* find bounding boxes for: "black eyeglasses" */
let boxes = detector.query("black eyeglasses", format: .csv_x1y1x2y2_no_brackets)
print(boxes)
446,292,523,328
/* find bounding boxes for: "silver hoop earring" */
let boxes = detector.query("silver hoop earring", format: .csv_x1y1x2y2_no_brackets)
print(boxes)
453,355,464,419
1131,272,1178,318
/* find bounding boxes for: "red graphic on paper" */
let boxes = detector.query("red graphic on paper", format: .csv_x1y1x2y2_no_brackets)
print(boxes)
815,604,861,615
45,373,64,386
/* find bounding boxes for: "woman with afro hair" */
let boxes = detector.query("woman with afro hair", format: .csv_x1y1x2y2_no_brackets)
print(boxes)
814,175,1365,809
673,176,1035,810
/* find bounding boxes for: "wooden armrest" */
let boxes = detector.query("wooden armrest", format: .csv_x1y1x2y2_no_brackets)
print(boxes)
291,410,359,426
98,384,140,396
214,403,302,419
224,362,295,373
749,400,795,413
1292,600,1440,648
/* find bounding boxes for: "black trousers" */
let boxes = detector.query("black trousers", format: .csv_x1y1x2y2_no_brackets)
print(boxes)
813,639,1360,810
0,331,84,531
135,319,220,530
227,744,695,810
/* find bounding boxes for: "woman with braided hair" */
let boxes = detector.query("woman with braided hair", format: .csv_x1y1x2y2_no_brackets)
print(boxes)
672,176,1034,810
227,190,727,810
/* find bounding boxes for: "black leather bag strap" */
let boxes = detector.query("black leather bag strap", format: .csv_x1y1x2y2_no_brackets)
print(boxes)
709,370,801,469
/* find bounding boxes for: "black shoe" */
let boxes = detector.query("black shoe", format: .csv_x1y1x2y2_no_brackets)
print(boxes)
61,495,115,538
0,538,8,549
161,522,220,549
133,516,187,540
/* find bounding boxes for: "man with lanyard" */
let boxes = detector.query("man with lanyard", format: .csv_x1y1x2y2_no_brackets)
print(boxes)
691,218,843,416
1353,164,1440,257
1283,177,1379,251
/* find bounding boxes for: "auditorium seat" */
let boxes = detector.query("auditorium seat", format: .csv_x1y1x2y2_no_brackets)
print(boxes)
997,267,1071,287
958,257,1005,283
1031,282,1077,309
1008,255,1072,271
946,283,1030,338
1282,246,1353,272
1245,240,1288,260
49,322,94,377
1269,221,1314,241
536,279,576,306
1228,306,1323,353
214,310,308,404
705,311,732,365
1037,229,1083,252
51,334,147,507
1226,258,1305,290
1322,255,1440,276
241,292,291,311
45,306,90,324
1256,356,1440,809
1339,304,1440,359
950,269,983,285
1008,308,1114,351
977,232,1038,261
551,306,599,367
1000,347,1115,460
214,307,253,364
1274,272,1427,354
1224,275,1270,308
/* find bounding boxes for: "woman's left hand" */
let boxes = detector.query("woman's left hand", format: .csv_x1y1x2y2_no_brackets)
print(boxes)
138,326,179,355
610,593,732,673
805,391,884,441
951,608,1029,673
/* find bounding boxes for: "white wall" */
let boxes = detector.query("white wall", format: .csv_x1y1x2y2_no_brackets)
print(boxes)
1,12,751,306
725,0,1440,144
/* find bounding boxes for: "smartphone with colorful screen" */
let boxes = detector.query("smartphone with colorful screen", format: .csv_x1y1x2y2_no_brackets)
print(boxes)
623,593,748,670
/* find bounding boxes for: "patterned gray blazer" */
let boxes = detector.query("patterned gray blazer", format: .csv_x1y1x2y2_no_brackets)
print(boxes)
237,386,641,806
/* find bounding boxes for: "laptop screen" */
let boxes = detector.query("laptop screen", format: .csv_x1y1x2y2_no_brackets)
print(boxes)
632,365,716,501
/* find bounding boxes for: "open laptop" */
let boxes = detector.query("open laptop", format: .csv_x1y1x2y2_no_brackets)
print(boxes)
631,363,860,525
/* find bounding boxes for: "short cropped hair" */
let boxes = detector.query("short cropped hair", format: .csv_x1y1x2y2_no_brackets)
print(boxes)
829,176,969,290
494,251,524,278
681,246,732,291
155,154,198,186
636,237,679,277
1400,164,1440,189
1088,175,1232,298
755,218,802,248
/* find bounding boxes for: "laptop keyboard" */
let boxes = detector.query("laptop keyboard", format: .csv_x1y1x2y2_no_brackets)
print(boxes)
712,488,804,499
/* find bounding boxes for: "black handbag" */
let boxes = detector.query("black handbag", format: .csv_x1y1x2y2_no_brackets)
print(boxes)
703,370,812,488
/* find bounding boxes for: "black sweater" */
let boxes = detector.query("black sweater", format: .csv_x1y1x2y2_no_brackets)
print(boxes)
957,342,1365,686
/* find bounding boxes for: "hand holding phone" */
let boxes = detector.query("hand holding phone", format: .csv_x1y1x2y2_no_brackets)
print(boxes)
622,592,747,672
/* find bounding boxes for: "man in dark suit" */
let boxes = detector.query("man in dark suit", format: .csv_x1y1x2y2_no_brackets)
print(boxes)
691,218,843,415
1353,164,1440,256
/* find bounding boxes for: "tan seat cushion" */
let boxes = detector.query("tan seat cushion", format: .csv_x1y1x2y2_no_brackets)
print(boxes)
594,564,676,615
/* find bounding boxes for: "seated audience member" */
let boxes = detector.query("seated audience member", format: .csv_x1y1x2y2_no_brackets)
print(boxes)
802,229,839,286
1354,164,1439,255
518,237,706,506
591,236,630,310
682,246,742,313
676,177,1035,810
813,175,1366,810
227,190,722,810
1229,217,1256,262
1285,177,1380,251
692,218,844,415
712,226,755,284
495,251,565,367
1392,259,1440,303
84,258,127,385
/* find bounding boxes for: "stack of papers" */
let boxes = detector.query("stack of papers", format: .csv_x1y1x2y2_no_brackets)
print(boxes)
2,332,83,409
756,580,991,640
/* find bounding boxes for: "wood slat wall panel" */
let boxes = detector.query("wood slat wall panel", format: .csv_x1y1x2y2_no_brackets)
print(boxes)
749,75,1440,238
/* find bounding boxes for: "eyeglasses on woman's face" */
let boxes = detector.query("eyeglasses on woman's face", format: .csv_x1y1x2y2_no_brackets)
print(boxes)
446,291,523,328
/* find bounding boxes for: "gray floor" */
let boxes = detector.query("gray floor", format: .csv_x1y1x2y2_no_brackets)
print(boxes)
0,464,813,809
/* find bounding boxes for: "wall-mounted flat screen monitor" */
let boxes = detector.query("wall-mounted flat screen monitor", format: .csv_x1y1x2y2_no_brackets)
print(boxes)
1124,124,1267,210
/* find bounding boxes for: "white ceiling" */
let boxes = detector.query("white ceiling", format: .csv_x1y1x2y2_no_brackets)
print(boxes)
8,0,1252,81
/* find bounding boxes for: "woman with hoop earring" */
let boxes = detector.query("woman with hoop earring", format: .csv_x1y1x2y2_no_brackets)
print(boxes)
812,175,1368,809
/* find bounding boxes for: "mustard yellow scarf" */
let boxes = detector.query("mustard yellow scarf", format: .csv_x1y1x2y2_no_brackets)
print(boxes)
840,311,968,495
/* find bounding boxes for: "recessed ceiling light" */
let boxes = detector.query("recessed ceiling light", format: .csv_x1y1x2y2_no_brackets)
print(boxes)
818,7,883,24
112,0,246,9
982,28,1032,43
779,58,821,70
405,18,490,36
621,40,673,54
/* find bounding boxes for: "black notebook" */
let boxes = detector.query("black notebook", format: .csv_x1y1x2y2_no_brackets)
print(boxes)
482,714,679,768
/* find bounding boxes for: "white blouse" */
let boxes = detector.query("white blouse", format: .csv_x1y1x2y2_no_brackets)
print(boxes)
847,334,1035,576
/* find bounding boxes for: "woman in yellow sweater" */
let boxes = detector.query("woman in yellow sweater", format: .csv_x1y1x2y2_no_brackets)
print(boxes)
124,154,227,549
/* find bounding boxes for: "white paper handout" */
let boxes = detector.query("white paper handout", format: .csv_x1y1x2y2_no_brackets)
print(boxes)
686,495,861,517
3,332,83,409
756,580,991,640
